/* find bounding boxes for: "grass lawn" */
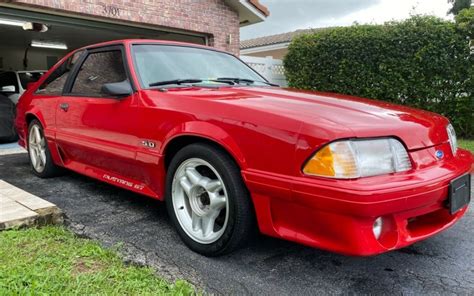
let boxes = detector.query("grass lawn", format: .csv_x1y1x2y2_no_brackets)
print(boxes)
459,139,474,153
0,226,194,295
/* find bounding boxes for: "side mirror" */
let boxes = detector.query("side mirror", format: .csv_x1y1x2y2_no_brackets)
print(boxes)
101,80,133,98
1,85,15,92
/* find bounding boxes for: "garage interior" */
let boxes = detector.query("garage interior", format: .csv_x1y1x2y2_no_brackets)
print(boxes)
0,7,208,72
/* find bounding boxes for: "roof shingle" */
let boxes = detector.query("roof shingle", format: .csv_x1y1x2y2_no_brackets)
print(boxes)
240,28,323,49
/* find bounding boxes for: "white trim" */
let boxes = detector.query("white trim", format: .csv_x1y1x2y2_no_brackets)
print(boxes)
224,0,266,26
241,42,290,54
239,0,266,21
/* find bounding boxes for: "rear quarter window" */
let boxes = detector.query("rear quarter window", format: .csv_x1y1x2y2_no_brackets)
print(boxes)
36,51,83,95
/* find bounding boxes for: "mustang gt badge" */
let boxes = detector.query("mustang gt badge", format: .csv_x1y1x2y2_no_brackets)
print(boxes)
435,150,444,159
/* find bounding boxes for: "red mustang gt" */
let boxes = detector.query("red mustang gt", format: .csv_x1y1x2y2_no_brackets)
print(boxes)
15,40,473,256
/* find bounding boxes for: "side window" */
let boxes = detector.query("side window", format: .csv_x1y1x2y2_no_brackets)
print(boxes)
37,50,83,95
71,50,127,96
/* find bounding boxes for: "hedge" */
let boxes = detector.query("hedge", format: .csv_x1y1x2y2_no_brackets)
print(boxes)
284,16,473,138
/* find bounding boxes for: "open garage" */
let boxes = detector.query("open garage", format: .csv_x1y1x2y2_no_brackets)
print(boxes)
0,0,268,71
0,0,268,143
0,7,208,71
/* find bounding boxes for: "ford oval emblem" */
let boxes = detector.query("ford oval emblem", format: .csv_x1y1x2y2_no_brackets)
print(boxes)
435,150,444,159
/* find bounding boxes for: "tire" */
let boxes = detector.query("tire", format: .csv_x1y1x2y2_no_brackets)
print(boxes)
27,119,62,178
165,143,255,257
0,94,17,143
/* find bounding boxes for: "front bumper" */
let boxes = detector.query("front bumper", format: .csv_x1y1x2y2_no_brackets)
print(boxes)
243,148,473,256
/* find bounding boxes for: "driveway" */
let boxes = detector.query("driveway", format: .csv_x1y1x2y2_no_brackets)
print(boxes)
0,142,23,155
0,153,473,295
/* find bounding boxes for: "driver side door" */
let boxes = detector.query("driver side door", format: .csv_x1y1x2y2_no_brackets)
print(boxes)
55,45,143,181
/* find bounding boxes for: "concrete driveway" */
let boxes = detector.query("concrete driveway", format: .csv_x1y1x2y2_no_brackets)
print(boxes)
0,153,473,295
0,142,23,155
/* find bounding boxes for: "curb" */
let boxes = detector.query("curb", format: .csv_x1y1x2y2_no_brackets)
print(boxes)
0,180,63,230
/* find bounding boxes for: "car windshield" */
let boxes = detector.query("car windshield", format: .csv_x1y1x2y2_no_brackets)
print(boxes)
18,72,44,89
132,44,267,88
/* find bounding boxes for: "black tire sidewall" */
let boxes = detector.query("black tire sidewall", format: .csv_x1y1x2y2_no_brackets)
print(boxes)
165,143,253,256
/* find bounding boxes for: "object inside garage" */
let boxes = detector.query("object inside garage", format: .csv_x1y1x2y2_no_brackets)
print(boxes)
0,7,208,72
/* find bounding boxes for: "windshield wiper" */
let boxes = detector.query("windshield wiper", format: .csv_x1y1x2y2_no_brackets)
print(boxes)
217,77,279,87
149,79,203,87
149,78,236,88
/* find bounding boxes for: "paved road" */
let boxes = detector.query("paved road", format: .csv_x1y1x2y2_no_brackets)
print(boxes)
1,153,473,295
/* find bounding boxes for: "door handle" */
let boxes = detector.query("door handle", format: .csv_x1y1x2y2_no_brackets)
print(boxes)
60,103,69,112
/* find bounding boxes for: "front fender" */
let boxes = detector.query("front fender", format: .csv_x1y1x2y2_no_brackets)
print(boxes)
161,121,248,169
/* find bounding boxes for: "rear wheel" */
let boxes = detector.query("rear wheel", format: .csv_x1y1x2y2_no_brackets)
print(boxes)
166,143,255,256
28,119,61,178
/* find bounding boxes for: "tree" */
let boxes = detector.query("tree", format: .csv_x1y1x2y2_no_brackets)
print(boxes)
448,0,472,15
455,7,474,38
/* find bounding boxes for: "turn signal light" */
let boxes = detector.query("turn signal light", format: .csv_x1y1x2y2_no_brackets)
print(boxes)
303,138,411,179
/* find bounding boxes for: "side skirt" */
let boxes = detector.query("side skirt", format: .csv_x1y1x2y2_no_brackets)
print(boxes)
63,160,161,199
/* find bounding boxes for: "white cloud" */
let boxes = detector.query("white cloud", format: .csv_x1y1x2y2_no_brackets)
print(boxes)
311,0,453,28
241,0,454,40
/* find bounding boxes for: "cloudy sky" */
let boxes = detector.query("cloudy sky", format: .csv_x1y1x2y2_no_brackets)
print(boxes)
241,0,453,40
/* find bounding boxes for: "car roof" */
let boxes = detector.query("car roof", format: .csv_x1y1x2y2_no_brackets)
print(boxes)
75,39,229,54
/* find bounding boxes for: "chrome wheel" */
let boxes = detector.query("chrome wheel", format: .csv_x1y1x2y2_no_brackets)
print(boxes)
28,124,47,173
171,158,229,244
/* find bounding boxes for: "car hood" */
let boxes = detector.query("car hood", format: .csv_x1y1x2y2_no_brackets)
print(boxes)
154,86,450,150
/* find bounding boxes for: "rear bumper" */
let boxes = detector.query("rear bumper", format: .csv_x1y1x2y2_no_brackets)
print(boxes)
243,149,473,256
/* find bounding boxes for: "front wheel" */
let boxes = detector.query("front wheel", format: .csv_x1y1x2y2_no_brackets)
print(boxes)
165,143,255,256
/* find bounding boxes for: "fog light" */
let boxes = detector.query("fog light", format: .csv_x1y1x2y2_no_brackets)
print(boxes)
373,217,383,239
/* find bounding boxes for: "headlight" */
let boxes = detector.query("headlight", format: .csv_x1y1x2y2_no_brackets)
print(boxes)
447,124,457,155
303,138,412,179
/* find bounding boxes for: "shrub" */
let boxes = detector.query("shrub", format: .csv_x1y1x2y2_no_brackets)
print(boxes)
284,16,473,138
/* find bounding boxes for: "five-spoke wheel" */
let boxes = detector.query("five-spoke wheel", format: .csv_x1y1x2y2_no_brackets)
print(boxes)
172,158,229,244
27,119,61,178
28,123,47,173
166,143,255,256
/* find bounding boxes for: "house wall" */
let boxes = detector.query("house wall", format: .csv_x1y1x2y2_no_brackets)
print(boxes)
6,0,241,54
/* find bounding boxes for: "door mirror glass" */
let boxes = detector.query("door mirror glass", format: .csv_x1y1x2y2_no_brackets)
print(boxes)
1,85,15,92
101,80,133,97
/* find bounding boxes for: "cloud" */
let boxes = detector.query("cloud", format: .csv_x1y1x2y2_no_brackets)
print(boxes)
241,0,453,40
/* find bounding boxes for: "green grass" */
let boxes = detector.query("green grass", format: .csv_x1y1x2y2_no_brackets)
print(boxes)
459,139,474,153
0,226,194,295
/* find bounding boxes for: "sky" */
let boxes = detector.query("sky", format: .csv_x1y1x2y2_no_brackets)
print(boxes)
241,0,454,40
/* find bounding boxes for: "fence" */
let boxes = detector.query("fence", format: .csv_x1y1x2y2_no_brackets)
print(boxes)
240,55,288,87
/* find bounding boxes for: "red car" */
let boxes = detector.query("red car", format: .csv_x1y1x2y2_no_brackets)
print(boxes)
15,40,473,257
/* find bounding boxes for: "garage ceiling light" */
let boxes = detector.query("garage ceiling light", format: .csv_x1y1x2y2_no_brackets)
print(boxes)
31,41,68,50
0,18,26,27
